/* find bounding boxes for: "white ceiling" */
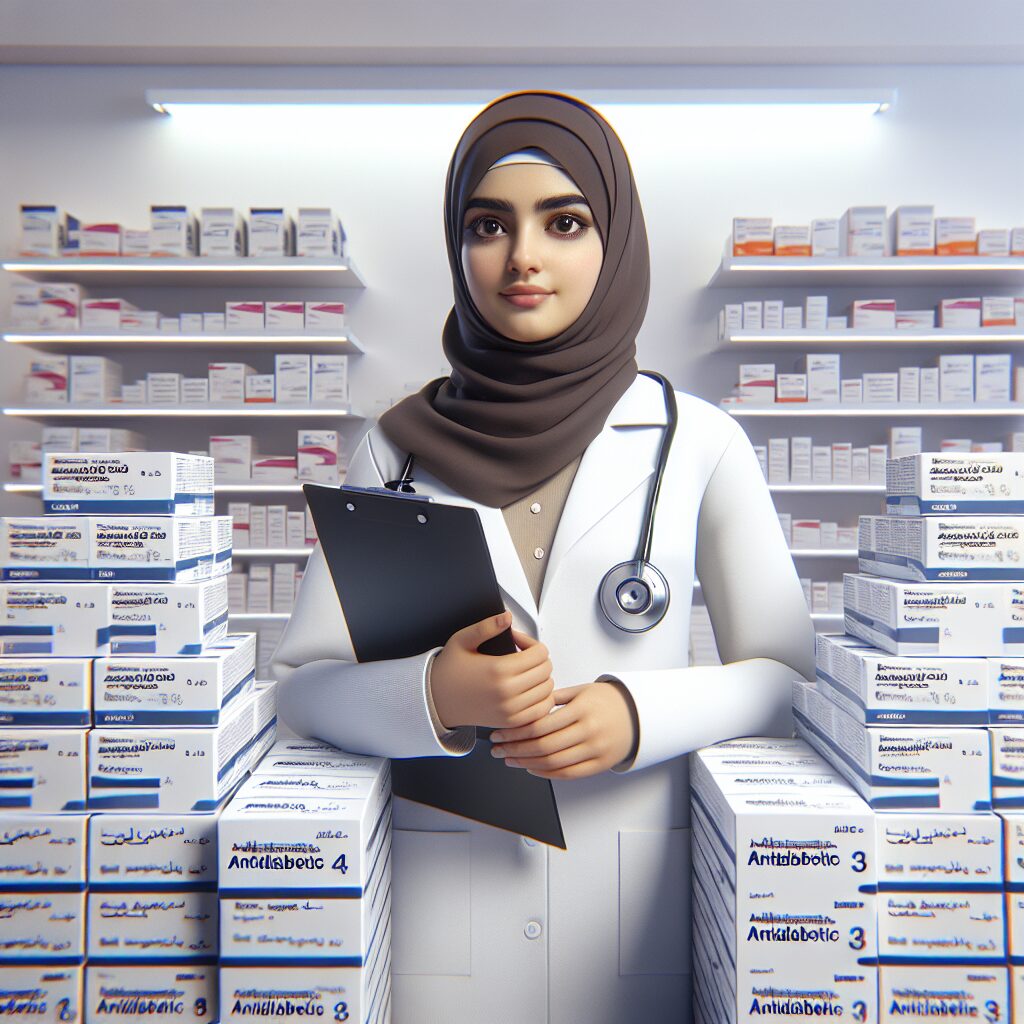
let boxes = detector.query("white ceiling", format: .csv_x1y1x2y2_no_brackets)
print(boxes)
2,0,1023,65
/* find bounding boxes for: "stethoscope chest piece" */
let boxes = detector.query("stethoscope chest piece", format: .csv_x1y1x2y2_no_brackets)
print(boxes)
599,559,670,633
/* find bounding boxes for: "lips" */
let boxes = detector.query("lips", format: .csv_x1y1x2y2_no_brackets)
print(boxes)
501,293,550,309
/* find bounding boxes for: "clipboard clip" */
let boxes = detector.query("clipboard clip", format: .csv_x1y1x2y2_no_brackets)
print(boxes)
341,484,434,503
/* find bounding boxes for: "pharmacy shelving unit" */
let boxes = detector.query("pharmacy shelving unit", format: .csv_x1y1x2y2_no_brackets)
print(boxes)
710,250,1024,635
3,331,364,354
3,405,362,419
1,255,365,288
710,254,1024,288
2,254,368,666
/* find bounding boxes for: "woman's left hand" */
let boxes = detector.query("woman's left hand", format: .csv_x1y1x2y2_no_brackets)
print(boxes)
488,681,638,779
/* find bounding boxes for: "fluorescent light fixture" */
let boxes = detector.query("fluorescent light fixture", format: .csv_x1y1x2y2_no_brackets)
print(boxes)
146,87,896,116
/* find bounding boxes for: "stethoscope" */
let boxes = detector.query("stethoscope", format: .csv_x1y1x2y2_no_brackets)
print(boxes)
385,370,677,633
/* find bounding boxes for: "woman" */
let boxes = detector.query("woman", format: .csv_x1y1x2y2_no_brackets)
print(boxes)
273,90,814,1024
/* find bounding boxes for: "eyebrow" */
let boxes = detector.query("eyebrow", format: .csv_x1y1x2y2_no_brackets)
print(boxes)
463,194,590,216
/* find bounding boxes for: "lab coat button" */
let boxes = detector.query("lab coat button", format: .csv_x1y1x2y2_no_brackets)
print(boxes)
533,547,544,559
525,920,543,940
530,502,542,515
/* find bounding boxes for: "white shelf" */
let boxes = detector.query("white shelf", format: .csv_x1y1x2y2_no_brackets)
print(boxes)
790,549,857,558
811,613,844,622
725,403,1024,418
229,612,291,622
234,548,313,558
4,405,362,419
769,484,884,494
2,256,366,289
2,481,321,495
711,254,1024,288
4,331,363,353
724,328,1024,346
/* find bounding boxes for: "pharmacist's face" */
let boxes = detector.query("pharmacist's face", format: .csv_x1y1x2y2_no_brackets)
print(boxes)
461,163,604,343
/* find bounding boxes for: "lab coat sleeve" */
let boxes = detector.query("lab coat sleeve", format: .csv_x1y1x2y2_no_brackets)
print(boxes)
603,423,815,774
271,438,477,760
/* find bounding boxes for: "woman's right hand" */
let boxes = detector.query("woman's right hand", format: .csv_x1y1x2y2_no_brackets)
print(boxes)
430,611,555,730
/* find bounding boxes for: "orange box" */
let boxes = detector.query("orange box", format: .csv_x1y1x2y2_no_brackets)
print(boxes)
732,217,773,256
773,225,811,256
936,217,977,256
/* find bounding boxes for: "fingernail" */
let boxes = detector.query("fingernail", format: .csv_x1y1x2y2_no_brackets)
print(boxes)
490,732,503,742
505,758,519,768
490,746,505,757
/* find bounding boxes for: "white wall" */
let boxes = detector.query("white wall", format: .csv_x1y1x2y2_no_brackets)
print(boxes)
2,62,1023,553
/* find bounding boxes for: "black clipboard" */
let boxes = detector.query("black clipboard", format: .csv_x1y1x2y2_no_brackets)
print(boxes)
303,483,565,849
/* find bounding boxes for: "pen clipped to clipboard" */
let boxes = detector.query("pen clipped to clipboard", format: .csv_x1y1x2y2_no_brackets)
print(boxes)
303,482,565,848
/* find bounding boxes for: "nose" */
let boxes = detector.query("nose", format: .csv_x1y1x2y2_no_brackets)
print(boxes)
506,225,542,277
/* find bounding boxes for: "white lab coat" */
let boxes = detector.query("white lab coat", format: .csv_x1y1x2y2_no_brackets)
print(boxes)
273,374,815,1024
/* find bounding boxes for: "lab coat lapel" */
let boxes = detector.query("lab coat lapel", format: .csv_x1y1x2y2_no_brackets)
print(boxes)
407,467,540,627
541,375,668,610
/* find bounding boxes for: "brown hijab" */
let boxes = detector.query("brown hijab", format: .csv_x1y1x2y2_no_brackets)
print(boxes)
377,90,650,508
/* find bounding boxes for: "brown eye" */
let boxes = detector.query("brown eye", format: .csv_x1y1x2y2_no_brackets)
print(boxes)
550,215,588,239
467,217,505,238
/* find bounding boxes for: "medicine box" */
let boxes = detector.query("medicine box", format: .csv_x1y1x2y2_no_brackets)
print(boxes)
810,218,840,257
93,632,256,725
1,516,91,581
842,572,1024,657
0,890,85,960
209,363,256,404
109,577,228,656
265,300,305,331
311,354,349,404
731,218,772,256
19,205,79,256
891,206,935,256
814,632,988,726
90,516,218,583
858,513,1024,581
225,302,265,331
877,967,1008,1024
0,582,111,657
793,680,991,811
274,354,311,404
218,753,389,897
935,216,978,255
248,208,295,257
149,206,198,257
78,223,121,257
44,452,214,516
0,728,88,812
210,436,255,482
296,208,346,258
219,963,389,1024
305,301,346,331
85,966,216,1023
773,225,810,256
87,889,217,960
145,372,181,406
876,889,1005,962
841,206,887,256
88,683,274,812
25,355,68,404
885,452,1024,516
88,811,221,888
974,229,1007,254
38,283,81,330
0,811,89,887
0,658,91,726
737,364,774,403
200,207,246,257
874,811,1002,890
988,659,1024,724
